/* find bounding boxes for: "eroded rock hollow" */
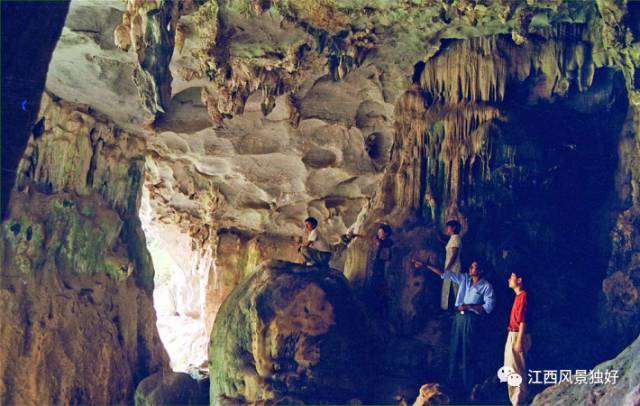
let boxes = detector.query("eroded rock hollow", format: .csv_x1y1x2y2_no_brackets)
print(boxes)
2,0,640,405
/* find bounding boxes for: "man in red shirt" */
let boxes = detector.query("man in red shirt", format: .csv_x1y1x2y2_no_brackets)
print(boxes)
504,270,531,405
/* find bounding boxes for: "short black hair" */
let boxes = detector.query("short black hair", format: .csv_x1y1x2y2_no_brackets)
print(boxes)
378,224,392,236
305,217,318,229
446,220,461,234
471,260,486,275
511,269,528,285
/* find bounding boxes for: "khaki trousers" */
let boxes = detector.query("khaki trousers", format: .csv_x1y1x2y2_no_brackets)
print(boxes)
504,332,531,406
441,272,460,310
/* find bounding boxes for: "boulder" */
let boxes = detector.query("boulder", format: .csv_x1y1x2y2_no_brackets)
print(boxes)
531,334,640,406
135,371,209,406
209,260,371,405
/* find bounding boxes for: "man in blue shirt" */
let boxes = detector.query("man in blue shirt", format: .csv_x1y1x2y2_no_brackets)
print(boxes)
413,258,495,396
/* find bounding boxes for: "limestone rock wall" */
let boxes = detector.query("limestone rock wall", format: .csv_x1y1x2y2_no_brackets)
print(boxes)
1,0,69,219
600,105,640,352
0,94,168,405
531,333,640,406
141,63,394,342
211,229,300,323
344,24,639,392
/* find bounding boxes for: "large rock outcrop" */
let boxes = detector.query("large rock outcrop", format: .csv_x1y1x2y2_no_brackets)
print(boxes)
0,94,168,405
209,260,371,405
532,334,640,406
1,0,69,218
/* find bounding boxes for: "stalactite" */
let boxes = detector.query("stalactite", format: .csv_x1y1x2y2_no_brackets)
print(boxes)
420,37,509,104
190,1,377,127
199,62,297,126
116,0,182,116
419,29,596,106
348,25,604,232
434,104,502,162
383,86,429,216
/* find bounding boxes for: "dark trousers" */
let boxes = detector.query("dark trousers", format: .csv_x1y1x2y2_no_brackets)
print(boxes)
365,261,389,319
449,312,479,393
300,247,331,266
367,274,388,319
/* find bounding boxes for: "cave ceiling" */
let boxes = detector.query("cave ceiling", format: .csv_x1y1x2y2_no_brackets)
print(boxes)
44,0,639,241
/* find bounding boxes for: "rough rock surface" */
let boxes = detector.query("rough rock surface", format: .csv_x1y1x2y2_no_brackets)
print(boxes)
531,334,640,406
0,0,69,219
209,260,371,405
135,370,209,406
41,3,640,362
0,94,168,405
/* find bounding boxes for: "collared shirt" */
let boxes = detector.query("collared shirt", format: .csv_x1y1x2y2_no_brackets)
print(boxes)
308,228,331,252
441,270,495,315
508,290,528,331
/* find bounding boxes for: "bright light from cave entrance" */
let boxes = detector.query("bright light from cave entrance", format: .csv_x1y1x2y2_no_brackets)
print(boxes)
139,187,209,373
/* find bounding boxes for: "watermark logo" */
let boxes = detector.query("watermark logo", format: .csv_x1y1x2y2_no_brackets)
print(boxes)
497,366,522,387
528,369,619,385
499,367,620,386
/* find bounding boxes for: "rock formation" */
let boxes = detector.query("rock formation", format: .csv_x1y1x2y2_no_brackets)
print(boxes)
209,260,371,405
0,93,168,405
135,370,210,406
531,334,640,406
1,0,69,218
3,0,640,405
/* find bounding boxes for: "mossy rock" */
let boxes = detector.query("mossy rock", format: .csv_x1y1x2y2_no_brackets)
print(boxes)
209,260,372,405
1,192,141,285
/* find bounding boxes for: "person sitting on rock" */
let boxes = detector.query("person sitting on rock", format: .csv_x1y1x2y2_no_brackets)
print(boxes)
299,217,331,267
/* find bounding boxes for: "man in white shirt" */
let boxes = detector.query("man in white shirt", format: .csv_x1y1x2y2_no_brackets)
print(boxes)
299,217,332,266
441,220,462,310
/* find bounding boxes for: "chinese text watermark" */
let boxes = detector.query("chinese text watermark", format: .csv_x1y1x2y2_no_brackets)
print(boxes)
498,367,619,387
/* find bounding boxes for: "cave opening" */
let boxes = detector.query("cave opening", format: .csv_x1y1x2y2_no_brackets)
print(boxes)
139,187,210,373
461,66,629,384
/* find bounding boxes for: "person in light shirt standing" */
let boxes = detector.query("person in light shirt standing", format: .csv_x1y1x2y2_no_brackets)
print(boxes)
440,220,463,310
299,217,332,267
